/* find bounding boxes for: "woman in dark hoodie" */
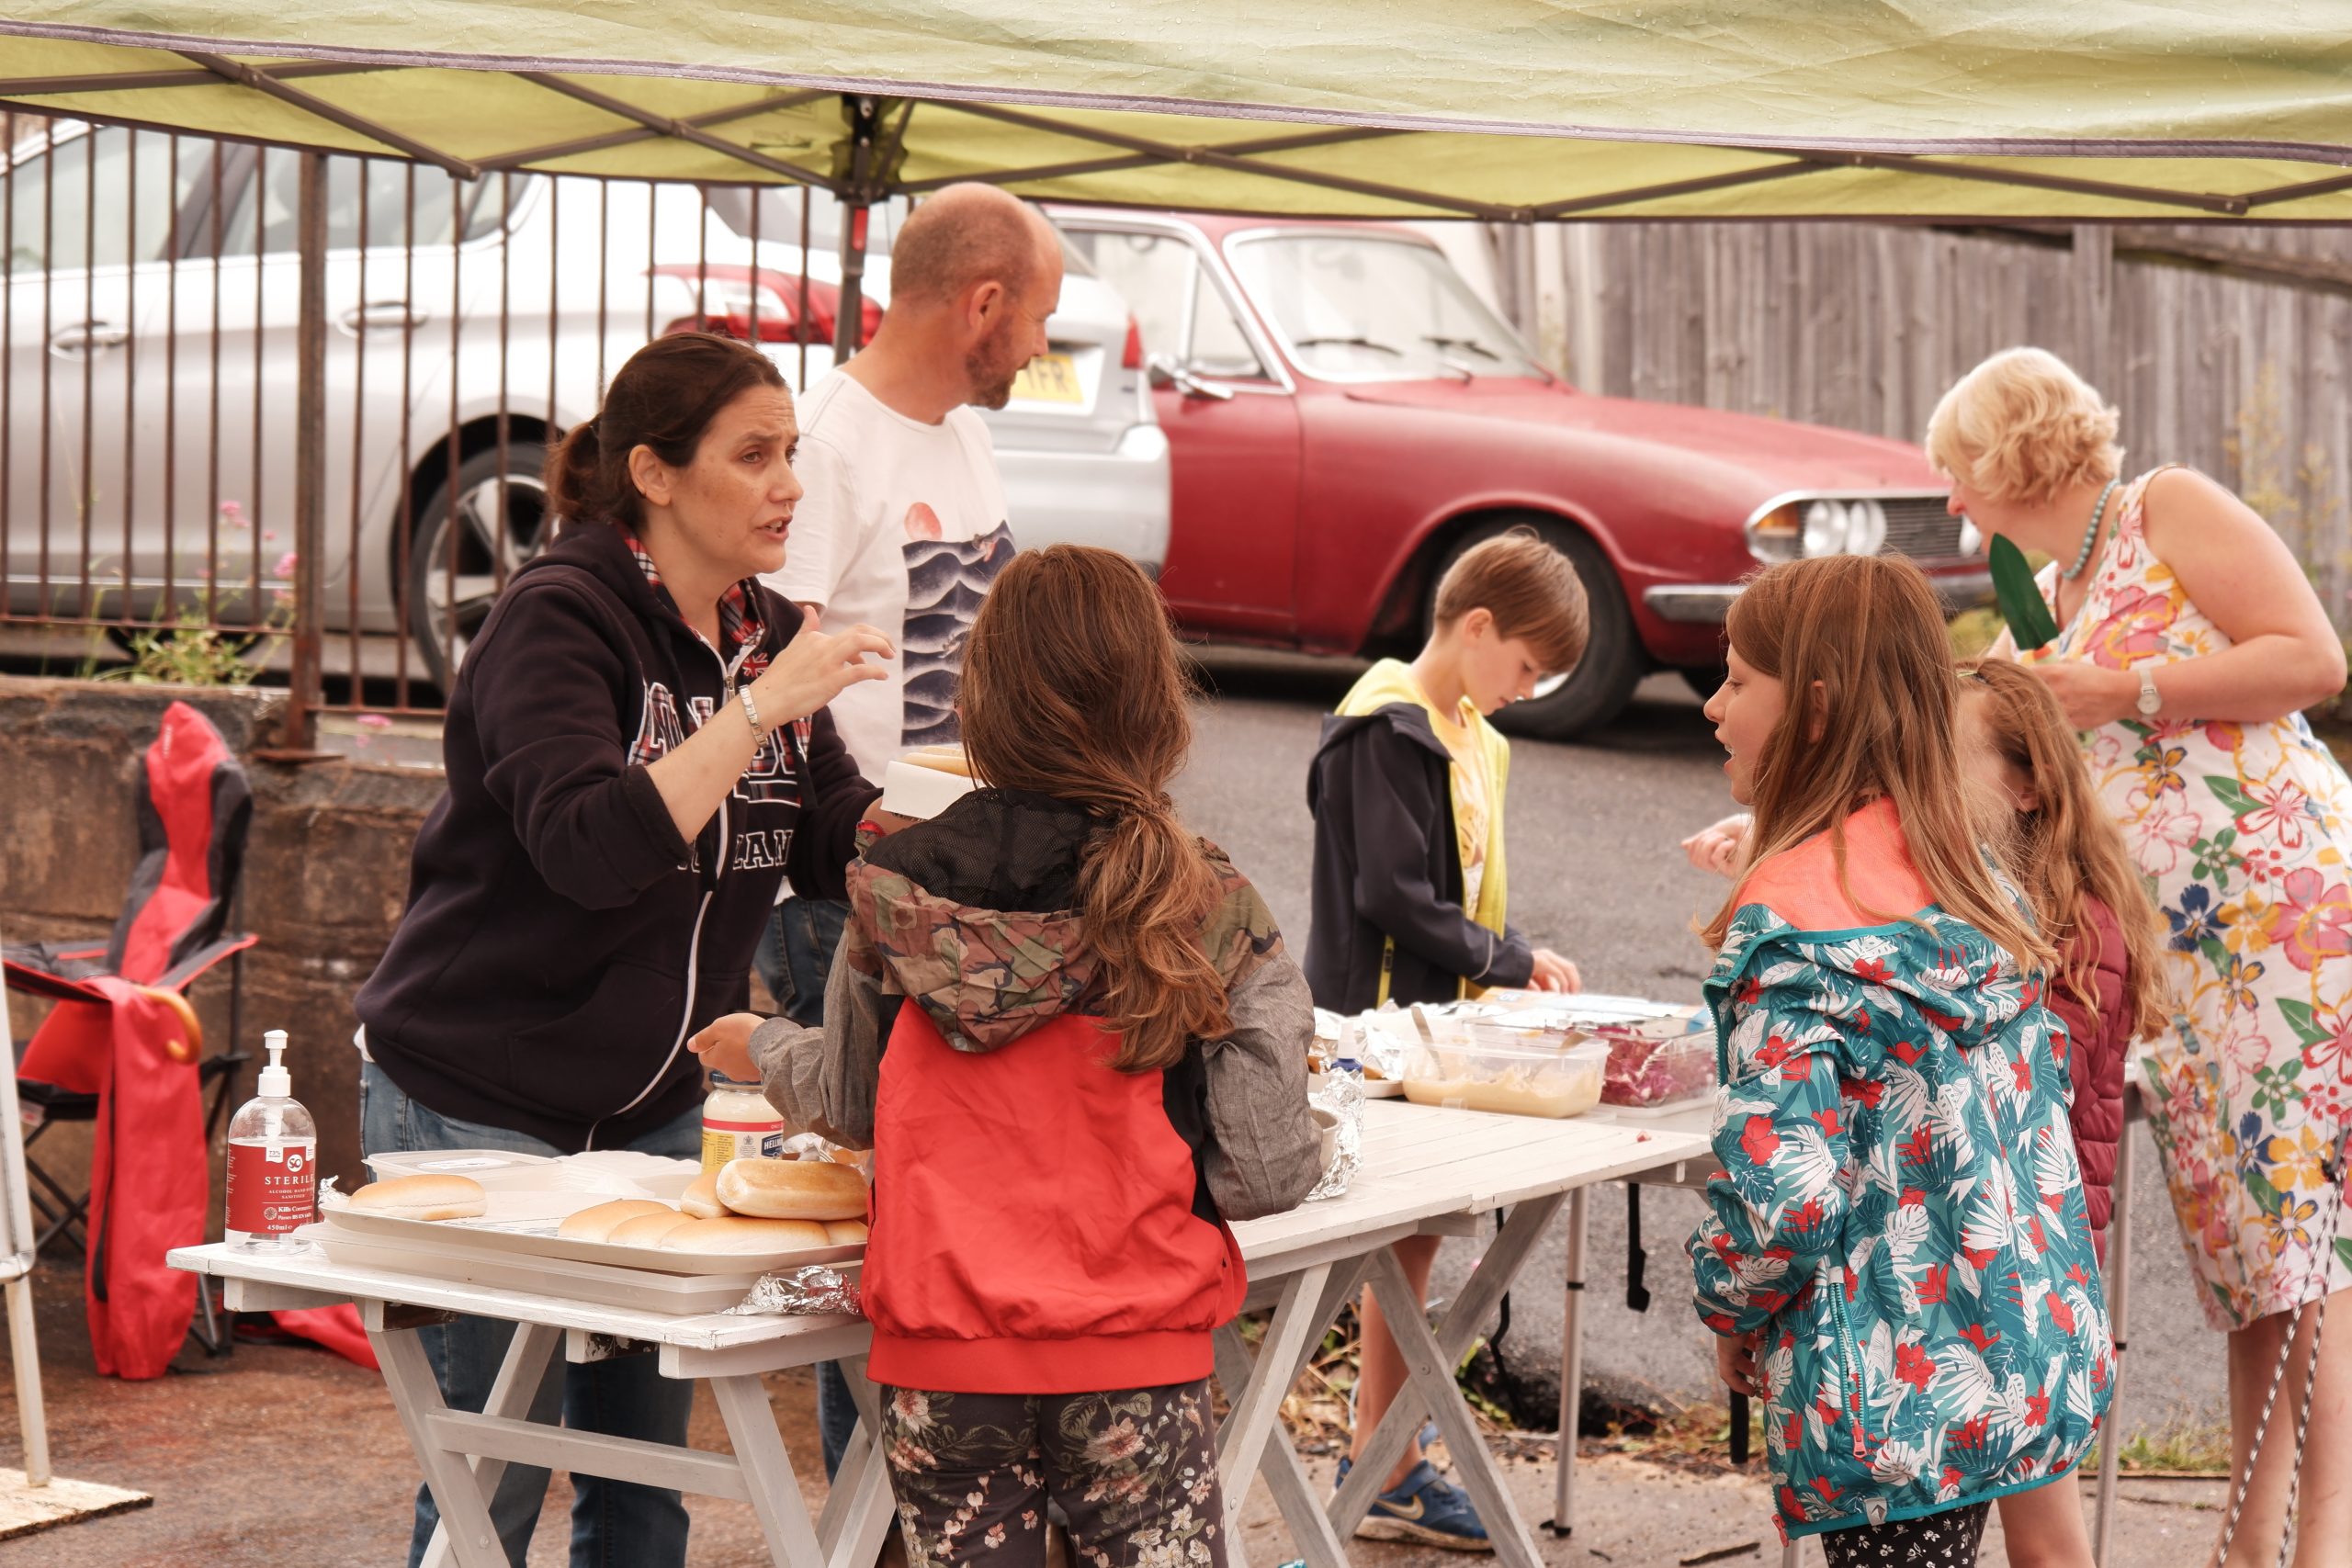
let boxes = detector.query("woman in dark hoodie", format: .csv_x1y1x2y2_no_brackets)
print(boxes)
697,545,1321,1568
354,333,890,1568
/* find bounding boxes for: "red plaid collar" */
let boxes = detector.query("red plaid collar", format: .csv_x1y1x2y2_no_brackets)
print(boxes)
620,528,768,673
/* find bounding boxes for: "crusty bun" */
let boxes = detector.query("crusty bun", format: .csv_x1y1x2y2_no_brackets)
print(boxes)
556,1199,673,1242
605,1210,695,1247
901,745,973,777
717,1157,867,1222
347,1173,487,1221
681,1170,728,1220
659,1216,830,1255
823,1218,868,1245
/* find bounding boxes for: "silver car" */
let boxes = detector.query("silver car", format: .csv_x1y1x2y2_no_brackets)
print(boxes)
2,121,1169,684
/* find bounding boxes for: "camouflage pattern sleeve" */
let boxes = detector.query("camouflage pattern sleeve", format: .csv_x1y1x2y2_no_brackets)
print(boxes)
749,934,894,1149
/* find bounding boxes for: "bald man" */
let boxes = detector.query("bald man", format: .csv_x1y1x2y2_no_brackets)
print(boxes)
754,184,1063,1484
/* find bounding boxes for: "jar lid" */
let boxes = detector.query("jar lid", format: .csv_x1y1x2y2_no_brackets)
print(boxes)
707,1071,758,1087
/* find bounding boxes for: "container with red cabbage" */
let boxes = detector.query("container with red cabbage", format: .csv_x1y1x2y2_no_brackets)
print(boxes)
1597,1020,1716,1108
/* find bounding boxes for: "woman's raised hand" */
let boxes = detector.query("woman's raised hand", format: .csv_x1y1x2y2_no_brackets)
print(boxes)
752,623,895,725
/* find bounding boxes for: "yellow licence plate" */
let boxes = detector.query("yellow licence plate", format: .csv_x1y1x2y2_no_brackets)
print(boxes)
1010,353,1084,404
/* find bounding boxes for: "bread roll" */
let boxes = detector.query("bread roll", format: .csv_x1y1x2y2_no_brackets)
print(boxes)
717,1157,867,1221
347,1173,487,1221
659,1216,830,1255
824,1218,869,1245
681,1169,728,1220
605,1210,695,1247
557,1198,673,1242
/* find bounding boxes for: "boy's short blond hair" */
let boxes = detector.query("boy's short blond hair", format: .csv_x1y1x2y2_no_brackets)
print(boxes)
1926,347,2124,505
1432,526,1589,675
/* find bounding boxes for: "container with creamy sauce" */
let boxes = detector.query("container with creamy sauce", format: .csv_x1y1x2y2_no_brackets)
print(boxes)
702,1074,788,1172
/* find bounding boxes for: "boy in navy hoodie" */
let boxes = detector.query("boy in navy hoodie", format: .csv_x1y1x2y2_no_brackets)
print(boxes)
1305,526,1589,1548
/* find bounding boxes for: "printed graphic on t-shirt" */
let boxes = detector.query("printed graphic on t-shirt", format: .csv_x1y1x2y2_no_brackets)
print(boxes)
626,682,806,871
901,516,1015,748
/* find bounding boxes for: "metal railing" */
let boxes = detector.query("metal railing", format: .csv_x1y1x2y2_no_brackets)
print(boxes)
3,115,864,746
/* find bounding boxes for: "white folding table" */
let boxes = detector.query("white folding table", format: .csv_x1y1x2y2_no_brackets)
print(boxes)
175,1100,1705,1568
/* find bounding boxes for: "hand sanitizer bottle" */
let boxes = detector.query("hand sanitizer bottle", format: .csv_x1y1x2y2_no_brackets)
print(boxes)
225,1030,318,1250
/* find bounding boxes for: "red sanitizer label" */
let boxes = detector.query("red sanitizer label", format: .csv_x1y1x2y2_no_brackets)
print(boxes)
228,1139,317,1235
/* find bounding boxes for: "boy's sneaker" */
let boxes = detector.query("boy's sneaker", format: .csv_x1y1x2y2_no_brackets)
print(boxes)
1335,1457,1493,1551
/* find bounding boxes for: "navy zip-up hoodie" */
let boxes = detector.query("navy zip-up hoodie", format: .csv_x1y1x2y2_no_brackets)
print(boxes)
356,520,877,1151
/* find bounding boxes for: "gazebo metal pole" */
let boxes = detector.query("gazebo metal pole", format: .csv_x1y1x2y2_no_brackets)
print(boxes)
283,150,327,750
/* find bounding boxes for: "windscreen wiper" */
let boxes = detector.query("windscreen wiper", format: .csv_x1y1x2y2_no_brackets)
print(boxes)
1293,333,1405,355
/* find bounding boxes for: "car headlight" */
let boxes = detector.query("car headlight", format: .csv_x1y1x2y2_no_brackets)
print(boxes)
1803,500,1848,558
1847,500,1888,555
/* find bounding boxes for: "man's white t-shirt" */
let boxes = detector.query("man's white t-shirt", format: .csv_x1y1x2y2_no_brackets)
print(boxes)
764,371,1015,781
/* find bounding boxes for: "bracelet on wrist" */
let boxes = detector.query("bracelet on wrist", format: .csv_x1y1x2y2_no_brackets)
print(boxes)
739,685,766,737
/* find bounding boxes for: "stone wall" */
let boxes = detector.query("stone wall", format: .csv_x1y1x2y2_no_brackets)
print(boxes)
2,678,442,1217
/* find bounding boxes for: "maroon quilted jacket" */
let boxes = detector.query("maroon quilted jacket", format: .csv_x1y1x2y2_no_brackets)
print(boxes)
2042,895,2132,1258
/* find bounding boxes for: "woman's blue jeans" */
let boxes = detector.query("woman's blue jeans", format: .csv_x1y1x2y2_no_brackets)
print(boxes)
359,1061,700,1568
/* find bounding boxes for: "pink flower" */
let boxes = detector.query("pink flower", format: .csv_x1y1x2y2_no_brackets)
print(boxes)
2238,780,2314,851
272,551,300,578
356,713,393,729
2258,867,2352,973
220,500,246,527
2126,798,2199,877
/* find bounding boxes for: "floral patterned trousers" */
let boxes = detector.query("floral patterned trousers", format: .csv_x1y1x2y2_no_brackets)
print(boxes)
876,1382,1227,1568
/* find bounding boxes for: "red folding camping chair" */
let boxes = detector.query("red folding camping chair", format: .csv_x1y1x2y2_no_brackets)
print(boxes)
4,700,255,1369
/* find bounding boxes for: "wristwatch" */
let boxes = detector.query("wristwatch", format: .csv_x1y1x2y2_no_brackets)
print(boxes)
2134,665,2162,718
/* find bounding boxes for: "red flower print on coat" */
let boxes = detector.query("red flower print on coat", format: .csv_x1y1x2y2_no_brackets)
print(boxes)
903,502,944,540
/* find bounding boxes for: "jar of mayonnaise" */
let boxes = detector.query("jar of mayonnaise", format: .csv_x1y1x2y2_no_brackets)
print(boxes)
702,1074,788,1172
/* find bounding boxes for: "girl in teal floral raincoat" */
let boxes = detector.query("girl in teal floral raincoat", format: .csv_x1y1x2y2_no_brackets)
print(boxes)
1687,556,2111,1565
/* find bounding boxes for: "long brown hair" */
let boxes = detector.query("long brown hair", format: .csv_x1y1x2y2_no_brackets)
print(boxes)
958,546,1229,1073
545,332,785,532
1963,658,2172,1038
1699,555,2052,978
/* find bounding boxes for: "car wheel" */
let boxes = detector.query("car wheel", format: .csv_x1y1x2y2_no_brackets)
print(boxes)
1426,516,1645,742
405,441,551,690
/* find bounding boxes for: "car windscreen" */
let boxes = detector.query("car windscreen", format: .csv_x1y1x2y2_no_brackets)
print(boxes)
1226,233,1545,381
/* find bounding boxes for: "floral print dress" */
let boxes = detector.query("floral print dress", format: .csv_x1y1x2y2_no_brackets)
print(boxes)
2027,468,2352,1332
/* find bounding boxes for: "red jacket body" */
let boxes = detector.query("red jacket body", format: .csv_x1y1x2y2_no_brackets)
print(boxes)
2042,895,2132,1258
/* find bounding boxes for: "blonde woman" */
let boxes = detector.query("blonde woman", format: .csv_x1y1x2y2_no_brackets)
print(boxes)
1931,347,2351,1567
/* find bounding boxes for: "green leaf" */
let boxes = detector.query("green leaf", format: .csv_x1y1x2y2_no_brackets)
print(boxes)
2337,1236,2352,1275
2278,998,2334,1050
2205,776,2264,820
1990,536,2061,652
2246,1169,2288,1218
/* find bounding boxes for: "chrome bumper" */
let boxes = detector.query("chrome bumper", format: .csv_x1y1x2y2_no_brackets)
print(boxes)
1645,566,1995,624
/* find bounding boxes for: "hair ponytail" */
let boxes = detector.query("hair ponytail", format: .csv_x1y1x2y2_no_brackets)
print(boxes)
543,333,786,532
959,546,1231,1073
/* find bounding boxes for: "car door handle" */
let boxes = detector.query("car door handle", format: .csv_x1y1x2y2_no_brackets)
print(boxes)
338,300,428,333
47,321,130,355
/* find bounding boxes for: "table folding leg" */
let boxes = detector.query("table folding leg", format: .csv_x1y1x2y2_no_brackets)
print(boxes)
1336,1191,1568,1568
1211,1258,1367,1568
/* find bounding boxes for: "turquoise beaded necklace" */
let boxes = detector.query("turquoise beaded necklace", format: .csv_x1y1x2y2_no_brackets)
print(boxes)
2062,477,2121,581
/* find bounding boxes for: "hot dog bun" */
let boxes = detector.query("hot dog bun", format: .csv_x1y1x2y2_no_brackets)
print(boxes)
681,1169,728,1220
556,1198,673,1242
605,1210,695,1247
716,1157,867,1222
347,1173,487,1222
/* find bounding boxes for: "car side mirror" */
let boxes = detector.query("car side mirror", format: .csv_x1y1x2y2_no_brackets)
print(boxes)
1147,350,1236,401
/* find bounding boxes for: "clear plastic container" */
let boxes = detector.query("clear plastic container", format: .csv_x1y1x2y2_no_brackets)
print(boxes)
1400,1036,1609,1118
1599,1030,1718,1108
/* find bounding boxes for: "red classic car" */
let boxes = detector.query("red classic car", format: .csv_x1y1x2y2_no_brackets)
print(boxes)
1055,209,1989,738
